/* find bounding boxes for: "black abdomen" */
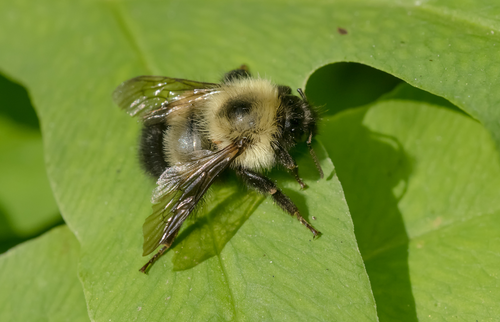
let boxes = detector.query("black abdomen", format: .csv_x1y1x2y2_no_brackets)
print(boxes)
139,123,169,178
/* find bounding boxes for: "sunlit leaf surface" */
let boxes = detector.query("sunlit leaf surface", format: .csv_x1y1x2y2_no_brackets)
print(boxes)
0,0,499,321
0,225,89,322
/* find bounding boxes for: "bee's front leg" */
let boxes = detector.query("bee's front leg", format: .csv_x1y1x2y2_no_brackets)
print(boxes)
272,144,306,189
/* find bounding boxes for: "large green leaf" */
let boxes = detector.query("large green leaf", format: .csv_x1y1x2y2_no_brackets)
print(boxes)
1,0,499,321
0,225,89,322
320,91,500,321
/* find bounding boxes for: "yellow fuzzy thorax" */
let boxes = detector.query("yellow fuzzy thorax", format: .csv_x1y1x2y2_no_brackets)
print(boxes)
203,78,281,171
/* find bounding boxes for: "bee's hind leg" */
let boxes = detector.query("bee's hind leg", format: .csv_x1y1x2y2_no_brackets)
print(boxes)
236,168,321,238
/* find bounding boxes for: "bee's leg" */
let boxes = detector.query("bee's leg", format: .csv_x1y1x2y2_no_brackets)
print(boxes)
306,132,324,179
222,65,251,83
236,168,321,238
273,144,306,189
284,161,306,190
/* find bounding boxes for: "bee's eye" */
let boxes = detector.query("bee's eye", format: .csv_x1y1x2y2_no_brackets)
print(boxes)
283,101,306,141
288,97,299,106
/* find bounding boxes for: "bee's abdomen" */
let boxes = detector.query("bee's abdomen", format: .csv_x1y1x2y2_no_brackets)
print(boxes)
139,123,170,179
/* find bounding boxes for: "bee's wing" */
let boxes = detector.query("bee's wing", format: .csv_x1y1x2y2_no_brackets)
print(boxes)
113,76,219,125
142,143,244,256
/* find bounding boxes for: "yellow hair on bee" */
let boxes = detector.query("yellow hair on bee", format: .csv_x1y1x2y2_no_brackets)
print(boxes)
202,78,281,171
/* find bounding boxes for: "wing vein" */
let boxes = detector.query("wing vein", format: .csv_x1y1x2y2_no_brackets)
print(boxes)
142,143,243,255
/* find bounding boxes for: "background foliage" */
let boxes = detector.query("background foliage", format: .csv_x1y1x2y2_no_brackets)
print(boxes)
0,0,499,321
0,74,62,253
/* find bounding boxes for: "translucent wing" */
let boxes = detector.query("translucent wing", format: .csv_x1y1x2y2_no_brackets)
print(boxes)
142,143,244,256
113,76,219,124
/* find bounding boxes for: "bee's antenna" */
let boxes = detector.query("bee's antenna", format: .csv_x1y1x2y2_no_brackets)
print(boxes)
297,88,307,102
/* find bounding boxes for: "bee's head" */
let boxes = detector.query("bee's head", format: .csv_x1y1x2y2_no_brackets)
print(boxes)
278,86,318,146
278,86,323,178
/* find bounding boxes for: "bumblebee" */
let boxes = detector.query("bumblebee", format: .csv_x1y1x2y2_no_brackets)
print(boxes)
113,66,323,273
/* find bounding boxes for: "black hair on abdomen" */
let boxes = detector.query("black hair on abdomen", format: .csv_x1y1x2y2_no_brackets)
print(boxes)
139,123,170,179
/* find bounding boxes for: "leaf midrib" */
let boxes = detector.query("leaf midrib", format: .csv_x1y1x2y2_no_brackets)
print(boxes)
107,1,155,75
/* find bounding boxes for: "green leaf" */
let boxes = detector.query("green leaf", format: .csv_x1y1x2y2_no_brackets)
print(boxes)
0,73,61,252
0,225,89,322
321,92,500,321
0,73,40,129
305,62,402,116
0,2,375,320
1,0,500,321
0,117,60,237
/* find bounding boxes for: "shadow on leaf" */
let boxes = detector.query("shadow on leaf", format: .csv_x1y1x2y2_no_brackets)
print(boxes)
0,201,64,254
321,107,417,322
171,181,264,271
307,61,470,322
0,73,39,129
